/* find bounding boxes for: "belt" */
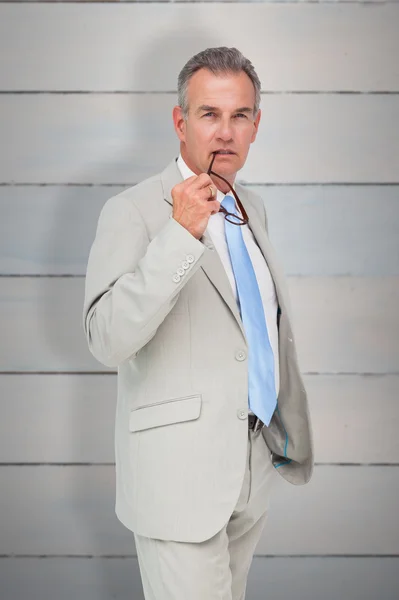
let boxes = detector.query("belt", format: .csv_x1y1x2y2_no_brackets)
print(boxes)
248,413,265,433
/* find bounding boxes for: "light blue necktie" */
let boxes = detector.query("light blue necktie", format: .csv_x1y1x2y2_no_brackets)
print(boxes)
221,194,277,426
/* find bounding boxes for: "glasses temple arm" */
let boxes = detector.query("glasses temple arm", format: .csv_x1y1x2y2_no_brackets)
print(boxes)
208,169,249,223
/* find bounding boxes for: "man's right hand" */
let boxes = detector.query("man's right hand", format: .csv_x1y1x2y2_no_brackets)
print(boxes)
171,173,219,240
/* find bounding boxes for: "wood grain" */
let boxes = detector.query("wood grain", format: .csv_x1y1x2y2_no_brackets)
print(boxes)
0,277,397,373
1,185,399,276
0,557,398,600
1,3,398,91
3,94,399,183
0,465,398,555
1,374,398,464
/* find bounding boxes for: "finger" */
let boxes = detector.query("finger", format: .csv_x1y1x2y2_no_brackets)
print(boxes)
186,177,216,200
180,175,198,189
196,173,214,188
186,173,212,191
208,200,220,215
197,180,214,196
208,185,217,200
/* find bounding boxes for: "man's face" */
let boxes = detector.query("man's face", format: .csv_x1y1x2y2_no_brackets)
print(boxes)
173,68,261,183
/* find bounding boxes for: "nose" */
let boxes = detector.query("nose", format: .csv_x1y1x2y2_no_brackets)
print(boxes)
216,117,234,142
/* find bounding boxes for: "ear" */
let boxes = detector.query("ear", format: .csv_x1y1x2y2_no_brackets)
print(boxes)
250,109,261,143
173,106,186,143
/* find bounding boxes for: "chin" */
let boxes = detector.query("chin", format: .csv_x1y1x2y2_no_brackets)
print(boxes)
218,158,240,175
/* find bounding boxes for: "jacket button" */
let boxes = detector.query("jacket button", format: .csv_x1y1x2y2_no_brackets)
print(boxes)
237,408,248,419
186,254,195,263
182,260,189,270
172,274,181,283
235,350,246,361
177,267,185,276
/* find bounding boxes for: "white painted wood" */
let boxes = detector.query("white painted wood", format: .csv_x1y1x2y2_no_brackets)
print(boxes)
0,186,123,276
0,557,398,600
306,374,399,464
260,185,399,277
1,4,399,91
1,185,399,276
260,465,399,555
1,374,398,464
289,276,399,374
0,465,398,555
247,557,399,600
0,375,117,463
0,277,398,373
0,0,397,584
3,94,399,183
0,277,107,372
0,185,399,276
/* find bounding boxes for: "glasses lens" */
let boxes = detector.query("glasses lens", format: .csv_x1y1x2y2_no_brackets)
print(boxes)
225,213,244,225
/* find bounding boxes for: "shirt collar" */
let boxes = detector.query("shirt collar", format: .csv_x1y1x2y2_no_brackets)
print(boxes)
176,153,235,205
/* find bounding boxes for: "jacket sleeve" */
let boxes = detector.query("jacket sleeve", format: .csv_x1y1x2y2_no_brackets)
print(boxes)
82,193,206,368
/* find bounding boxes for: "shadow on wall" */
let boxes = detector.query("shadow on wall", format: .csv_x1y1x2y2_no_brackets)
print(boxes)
38,28,220,599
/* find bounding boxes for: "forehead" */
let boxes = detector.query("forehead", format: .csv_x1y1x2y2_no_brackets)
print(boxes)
187,68,255,110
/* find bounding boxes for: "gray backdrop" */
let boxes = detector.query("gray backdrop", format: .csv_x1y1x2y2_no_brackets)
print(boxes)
1,1,399,599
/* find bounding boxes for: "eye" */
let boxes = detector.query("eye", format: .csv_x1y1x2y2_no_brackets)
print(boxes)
203,112,247,118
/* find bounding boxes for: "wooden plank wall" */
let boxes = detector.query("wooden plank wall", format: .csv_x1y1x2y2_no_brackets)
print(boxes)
1,2,399,599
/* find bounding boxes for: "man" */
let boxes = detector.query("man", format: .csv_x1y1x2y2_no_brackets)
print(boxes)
83,47,314,600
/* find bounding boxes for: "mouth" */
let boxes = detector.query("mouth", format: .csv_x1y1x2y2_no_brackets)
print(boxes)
213,150,236,156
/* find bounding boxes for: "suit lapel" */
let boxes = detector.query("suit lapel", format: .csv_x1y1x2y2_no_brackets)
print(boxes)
160,157,285,341
197,228,246,340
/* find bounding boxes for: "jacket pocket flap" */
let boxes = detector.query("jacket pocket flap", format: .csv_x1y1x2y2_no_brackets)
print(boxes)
129,394,202,432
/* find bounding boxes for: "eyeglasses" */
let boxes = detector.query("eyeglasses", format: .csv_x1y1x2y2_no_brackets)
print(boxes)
207,152,249,226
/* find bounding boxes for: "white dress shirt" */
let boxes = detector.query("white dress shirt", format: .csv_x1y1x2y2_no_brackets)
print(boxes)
176,154,280,407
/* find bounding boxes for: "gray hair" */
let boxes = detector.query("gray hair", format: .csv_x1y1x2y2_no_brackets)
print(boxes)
177,47,261,121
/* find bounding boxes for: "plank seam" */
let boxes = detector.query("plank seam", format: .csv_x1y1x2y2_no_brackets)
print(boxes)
1,1,398,5
1,463,398,467
1,91,399,95
1,182,399,187
1,554,398,559
0,371,398,376
4,273,399,279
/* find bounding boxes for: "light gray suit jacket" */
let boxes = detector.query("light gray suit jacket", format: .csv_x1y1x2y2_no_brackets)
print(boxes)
82,156,314,542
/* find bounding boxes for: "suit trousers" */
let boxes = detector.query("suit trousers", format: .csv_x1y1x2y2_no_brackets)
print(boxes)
133,424,277,600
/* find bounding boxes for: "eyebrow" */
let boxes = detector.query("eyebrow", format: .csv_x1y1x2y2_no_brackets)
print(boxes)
195,105,253,115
